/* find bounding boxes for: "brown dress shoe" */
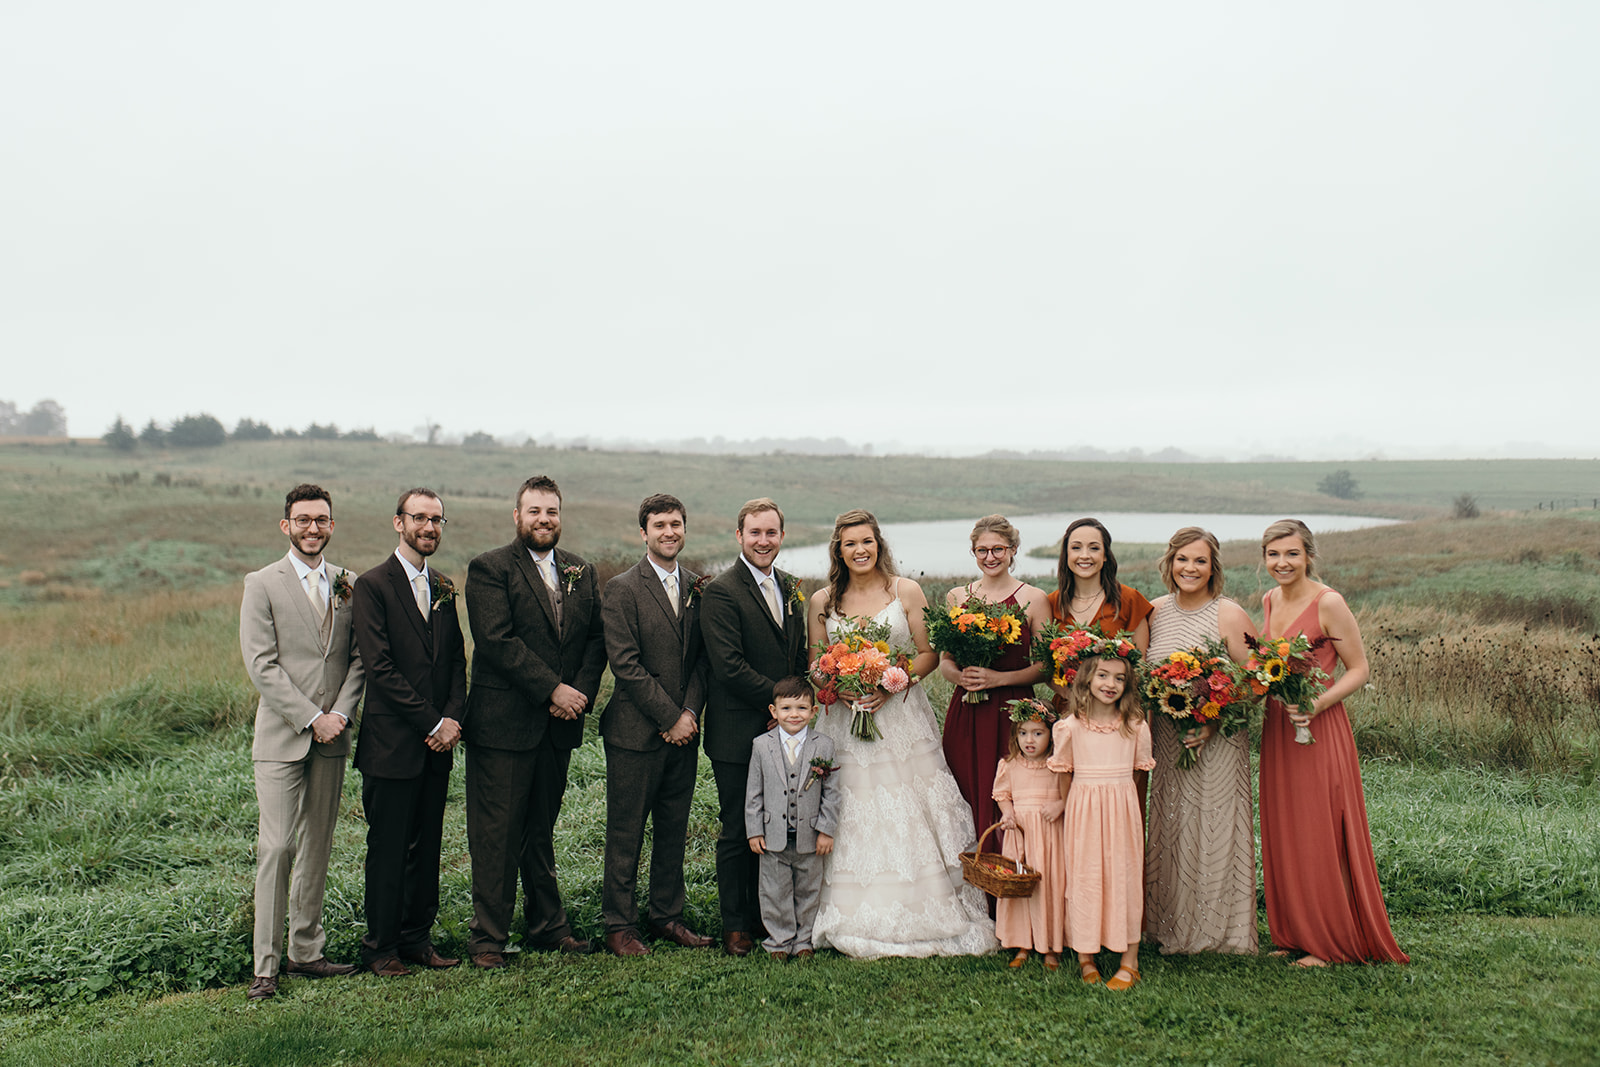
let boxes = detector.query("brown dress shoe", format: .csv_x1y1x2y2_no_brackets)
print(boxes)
531,934,595,955
766,950,789,962
606,930,651,957
247,975,277,1000
649,920,713,949
471,951,507,970
722,931,755,957
368,956,413,978
793,949,815,961
285,956,357,978
401,947,461,969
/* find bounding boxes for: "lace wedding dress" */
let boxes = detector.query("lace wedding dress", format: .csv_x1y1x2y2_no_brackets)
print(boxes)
813,597,999,958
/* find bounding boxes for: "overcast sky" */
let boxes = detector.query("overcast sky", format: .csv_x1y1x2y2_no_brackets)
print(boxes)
3,2,1595,459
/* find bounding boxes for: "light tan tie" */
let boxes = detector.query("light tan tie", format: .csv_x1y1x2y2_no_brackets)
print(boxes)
306,571,327,621
664,572,679,616
762,577,783,626
412,573,430,620
542,557,563,625
784,733,801,766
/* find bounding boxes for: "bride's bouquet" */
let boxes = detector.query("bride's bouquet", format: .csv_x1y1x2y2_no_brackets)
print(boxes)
1139,639,1252,769
923,593,1027,703
1242,632,1333,744
1031,621,1141,690
812,616,915,742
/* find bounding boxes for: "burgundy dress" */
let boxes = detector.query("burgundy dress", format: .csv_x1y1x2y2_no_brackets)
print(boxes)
941,583,1036,845
1259,589,1408,964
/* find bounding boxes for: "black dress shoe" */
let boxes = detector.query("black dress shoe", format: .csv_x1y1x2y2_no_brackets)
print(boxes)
247,975,277,1000
649,920,713,949
285,956,357,978
605,929,651,957
401,947,461,969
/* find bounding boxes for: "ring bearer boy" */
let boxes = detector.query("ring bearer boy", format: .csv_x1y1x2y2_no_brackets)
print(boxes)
744,677,840,962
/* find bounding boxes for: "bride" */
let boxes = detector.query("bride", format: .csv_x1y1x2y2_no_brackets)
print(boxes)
806,509,998,958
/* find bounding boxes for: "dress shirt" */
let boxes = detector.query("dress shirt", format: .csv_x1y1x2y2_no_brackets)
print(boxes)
739,552,784,623
288,553,341,730
647,557,696,721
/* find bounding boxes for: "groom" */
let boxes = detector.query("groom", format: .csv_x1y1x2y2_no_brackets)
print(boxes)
700,498,810,956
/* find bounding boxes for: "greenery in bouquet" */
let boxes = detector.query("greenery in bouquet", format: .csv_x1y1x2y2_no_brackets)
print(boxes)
1243,631,1334,745
924,593,1028,703
1030,621,1142,690
1140,638,1253,769
812,616,914,741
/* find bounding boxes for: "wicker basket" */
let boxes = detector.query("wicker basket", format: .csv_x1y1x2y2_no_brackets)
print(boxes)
959,821,1041,899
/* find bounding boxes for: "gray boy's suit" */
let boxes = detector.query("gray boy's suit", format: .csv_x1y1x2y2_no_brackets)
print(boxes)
743,727,840,954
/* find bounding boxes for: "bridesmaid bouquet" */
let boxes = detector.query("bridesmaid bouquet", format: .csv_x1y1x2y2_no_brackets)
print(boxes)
812,617,914,742
1139,640,1252,769
923,594,1027,703
1030,622,1142,689
1242,633,1333,745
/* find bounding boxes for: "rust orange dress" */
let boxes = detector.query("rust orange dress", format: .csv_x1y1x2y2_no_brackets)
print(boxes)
1259,589,1408,964
1046,584,1153,715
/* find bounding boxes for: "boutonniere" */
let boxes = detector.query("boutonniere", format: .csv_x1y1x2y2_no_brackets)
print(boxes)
330,569,354,606
804,756,836,791
561,564,585,595
431,574,456,613
782,575,806,613
685,573,713,609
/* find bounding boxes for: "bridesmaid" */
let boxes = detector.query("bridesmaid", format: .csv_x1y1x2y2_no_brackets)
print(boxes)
937,515,1050,846
1256,519,1408,966
1046,517,1153,712
1143,527,1259,955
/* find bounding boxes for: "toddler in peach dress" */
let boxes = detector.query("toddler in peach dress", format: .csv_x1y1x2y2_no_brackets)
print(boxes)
992,699,1066,970
1049,652,1155,991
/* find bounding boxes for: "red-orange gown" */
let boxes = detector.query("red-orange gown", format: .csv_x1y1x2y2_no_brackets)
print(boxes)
1259,589,1408,964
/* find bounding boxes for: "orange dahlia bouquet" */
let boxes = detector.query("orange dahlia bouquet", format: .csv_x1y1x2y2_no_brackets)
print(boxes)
812,616,914,741
923,594,1028,703
1140,639,1252,769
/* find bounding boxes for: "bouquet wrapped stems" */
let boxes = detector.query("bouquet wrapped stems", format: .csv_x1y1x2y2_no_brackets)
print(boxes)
811,616,914,742
1242,633,1334,746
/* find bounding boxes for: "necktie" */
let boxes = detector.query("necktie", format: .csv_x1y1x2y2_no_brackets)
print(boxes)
412,573,430,620
306,571,326,621
762,577,783,626
541,557,563,625
784,734,801,766
664,572,679,616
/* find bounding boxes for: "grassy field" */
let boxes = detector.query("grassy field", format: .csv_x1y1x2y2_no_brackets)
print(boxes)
2,441,1599,1064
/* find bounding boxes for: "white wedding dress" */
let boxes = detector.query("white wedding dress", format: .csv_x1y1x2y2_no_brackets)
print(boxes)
813,597,999,958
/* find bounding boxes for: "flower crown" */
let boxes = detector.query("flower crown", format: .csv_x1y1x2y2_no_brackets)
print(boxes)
1005,698,1058,726
1033,622,1143,689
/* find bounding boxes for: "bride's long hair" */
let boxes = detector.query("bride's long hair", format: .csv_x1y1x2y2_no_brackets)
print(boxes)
826,508,899,613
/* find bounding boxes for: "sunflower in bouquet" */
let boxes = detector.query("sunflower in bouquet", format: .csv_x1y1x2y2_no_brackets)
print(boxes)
1139,638,1252,769
811,616,915,742
1030,621,1141,691
922,593,1027,703
1242,632,1334,745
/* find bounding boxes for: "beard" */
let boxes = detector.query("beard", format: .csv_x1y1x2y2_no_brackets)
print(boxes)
517,522,559,554
402,525,439,558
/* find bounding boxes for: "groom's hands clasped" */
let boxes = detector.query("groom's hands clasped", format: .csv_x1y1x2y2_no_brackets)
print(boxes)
548,682,589,721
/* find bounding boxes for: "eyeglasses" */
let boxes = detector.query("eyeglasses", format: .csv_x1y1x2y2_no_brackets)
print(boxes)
289,516,332,530
973,546,1011,558
403,514,448,527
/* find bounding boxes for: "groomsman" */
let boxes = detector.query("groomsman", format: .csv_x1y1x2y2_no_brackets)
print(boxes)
599,494,713,956
700,498,810,956
239,484,365,1000
464,475,606,966
350,488,467,976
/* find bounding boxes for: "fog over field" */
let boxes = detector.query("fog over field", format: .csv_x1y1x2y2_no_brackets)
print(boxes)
2,1,1596,460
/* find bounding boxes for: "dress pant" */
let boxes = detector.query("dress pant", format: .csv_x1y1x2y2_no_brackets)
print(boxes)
359,759,450,964
601,740,698,934
758,832,824,954
253,748,346,976
466,737,575,952
711,757,762,934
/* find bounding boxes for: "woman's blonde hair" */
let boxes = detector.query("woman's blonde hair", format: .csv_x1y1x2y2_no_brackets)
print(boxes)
969,514,1021,551
1261,518,1318,579
826,509,898,610
1157,527,1225,598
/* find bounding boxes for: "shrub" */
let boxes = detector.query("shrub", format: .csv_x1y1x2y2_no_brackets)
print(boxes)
1453,493,1481,519
1317,468,1362,499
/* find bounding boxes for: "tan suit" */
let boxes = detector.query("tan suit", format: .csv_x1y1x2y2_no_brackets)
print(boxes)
240,553,365,976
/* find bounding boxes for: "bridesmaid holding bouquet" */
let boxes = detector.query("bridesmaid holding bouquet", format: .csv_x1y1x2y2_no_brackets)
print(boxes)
1045,517,1153,711
937,516,1050,845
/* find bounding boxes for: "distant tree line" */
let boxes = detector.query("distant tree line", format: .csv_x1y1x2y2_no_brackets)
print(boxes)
101,414,383,451
0,399,68,437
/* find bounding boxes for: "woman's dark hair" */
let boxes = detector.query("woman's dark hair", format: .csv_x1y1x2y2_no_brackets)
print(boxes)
1056,517,1121,613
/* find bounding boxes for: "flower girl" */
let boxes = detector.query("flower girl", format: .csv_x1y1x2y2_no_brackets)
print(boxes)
992,699,1066,970
1048,644,1155,990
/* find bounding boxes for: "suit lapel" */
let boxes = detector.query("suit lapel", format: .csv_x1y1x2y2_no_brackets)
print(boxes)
387,556,432,647
554,548,576,641
512,543,560,634
736,561,786,639
274,556,325,643
638,558,680,630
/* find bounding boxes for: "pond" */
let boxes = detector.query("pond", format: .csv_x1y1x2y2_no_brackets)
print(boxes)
767,511,1402,580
